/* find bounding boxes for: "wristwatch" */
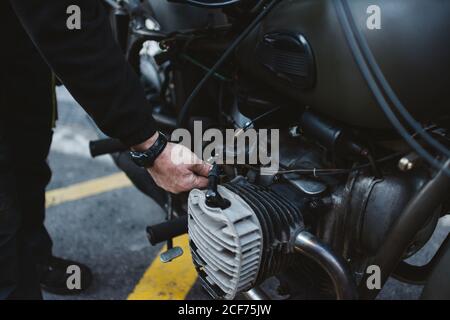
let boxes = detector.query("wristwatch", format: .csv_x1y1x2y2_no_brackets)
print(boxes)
129,132,168,168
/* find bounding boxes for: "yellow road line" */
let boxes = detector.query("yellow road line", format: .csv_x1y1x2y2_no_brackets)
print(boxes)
127,234,197,300
46,172,132,208
45,172,197,300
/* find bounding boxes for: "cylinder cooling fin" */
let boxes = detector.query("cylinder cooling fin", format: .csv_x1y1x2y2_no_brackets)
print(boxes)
188,178,304,300
189,185,263,299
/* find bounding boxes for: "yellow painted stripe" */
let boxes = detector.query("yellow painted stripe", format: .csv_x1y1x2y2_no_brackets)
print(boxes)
45,172,197,300
127,234,197,300
46,172,132,208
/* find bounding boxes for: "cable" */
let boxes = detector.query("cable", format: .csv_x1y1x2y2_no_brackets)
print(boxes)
180,53,232,82
242,106,281,130
243,152,404,177
333,0,450,176
366,153,382,178
177,0,281,128
340,0,450,159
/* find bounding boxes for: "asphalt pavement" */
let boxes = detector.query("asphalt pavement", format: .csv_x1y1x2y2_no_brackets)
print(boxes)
42,87,449,300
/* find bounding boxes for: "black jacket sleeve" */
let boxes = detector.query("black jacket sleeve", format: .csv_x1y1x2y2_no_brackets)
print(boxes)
9,0,156,147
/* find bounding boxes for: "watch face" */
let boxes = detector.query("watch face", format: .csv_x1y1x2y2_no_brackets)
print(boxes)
130,151,150,167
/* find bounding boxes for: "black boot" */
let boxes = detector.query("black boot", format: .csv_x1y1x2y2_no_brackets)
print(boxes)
39,256,93,295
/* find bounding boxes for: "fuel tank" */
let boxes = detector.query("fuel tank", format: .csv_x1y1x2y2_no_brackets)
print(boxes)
237,0,450,129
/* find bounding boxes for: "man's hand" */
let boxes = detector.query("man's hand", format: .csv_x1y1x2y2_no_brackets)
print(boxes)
133,133,212,194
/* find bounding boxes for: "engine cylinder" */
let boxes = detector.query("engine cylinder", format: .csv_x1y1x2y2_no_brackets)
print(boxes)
188,178,304,299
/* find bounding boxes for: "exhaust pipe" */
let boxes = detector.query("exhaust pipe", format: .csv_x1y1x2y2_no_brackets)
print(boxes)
294,231,358,300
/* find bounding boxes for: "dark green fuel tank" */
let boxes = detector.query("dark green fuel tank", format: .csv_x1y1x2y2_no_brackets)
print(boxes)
238,0,450,129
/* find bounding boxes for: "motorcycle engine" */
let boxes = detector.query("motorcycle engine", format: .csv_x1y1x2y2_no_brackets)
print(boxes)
186,128,440,299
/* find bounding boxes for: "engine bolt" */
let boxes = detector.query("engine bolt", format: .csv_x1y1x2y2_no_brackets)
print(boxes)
398,158,413,171
289,126,301,138
308,199,322,211
398,153,421,172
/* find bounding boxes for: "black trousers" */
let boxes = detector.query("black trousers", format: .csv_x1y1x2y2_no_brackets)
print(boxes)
0,3,55,300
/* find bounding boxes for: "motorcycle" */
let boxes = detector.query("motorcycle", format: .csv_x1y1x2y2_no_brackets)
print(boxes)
91,0,450,300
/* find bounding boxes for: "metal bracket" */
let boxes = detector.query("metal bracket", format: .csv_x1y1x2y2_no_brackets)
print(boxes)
159,193,184,263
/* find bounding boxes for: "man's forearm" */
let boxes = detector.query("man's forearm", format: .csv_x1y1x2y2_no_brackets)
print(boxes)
9,0,156,146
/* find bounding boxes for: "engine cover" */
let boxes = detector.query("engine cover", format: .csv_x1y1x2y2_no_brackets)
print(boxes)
188,179,304,299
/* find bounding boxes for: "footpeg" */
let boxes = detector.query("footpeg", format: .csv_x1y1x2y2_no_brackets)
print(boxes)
160,246,184,263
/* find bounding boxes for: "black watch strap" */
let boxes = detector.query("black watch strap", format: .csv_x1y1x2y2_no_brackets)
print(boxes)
129,132,168,168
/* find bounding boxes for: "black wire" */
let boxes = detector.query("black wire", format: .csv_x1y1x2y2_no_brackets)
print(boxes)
340,0,450,159
177,0,280,128
333,0,450,176
250,0,269,14
367,153,382,178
